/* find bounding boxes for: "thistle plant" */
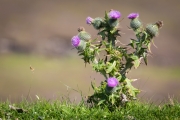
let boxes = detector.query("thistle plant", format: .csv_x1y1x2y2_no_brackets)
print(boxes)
71,9,163,108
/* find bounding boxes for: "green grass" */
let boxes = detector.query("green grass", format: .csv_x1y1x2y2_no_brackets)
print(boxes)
0,54,180,119
0,99,180,120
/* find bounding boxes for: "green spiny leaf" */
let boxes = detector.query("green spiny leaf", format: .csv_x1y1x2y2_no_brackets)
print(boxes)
129,39,137,49
143,31,148,40
134,59,140,69
106,61,116,73
105,11,109,20
98,30,106,40
143,52,148,65
110,28,117,34
114,29,121,37
111,94,115,104
147,43,151,53
91,81,96,91
98,100,106,106
130,55,139,60
125,78,140,98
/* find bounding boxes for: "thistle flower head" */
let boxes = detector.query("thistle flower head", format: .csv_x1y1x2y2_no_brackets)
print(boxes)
71,35,80,47
86,17,94,25
109,10,121,19
128,13,139,19
107,77,119,87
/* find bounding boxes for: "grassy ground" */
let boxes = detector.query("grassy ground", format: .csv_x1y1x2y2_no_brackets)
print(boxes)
0,54,180,119
0,53,180,103
0,98,180,119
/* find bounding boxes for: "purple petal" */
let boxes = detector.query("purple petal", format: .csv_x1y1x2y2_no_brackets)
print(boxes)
128,13,139,19
109,10,121,19
107,77,119,87
71,36,80,47
86,17,93,24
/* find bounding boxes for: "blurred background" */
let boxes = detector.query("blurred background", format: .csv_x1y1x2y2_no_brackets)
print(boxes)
0,0,180,104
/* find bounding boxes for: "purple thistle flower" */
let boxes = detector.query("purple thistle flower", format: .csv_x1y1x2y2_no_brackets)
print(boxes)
86,17,94,24
109,10,121,19
107,77,119,87
71,35,80,47
128,13,139,19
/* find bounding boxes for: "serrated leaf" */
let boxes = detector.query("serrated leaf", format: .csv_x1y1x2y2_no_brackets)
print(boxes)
129,42,134,49
106,61,116,73
110,28,117,34
105,11,109,20
115,85,122,91
130,55,138,60
111,94,115,104
91,82,96,91
109,94,115,105
129,39,137,49
114,29,121,36
143,52,148,65
91,38,98,43
147,43,151,53
130,38,137,41
125,78,140,98
134,59,140,69
98,30,106,40
98,100,106,106
143,31,148,40
78,53,83,56
116,74,122,80
101,70,108,79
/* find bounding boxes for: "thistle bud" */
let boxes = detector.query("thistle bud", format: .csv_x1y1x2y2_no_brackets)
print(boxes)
145,21,163,38
108,10,121,28
71,35,86,51
86,16,104,30
109,10,121,19
92,17,104,30
128,13,142,30
86,17,94,25
77,40,86,51
71,36,80,47
108,19,119,28
127,13,139,19
105,77,119,94
146,24,159,37
77,27,91,41
106,86,117,94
